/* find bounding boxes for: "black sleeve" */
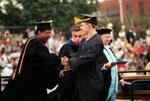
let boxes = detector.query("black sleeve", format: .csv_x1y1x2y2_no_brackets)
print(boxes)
69,42,103,70
59,45,74,58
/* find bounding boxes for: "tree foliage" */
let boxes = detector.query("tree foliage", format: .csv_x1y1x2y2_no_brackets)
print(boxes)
0,0,98,34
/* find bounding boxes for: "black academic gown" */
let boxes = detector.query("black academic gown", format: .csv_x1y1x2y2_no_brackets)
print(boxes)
0,36,61,101
48,40,78,101
59,40,79,58
69,34,104,101
100,48,122,101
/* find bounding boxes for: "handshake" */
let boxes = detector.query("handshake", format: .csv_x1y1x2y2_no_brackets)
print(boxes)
62,56,70,69
60,56,72,77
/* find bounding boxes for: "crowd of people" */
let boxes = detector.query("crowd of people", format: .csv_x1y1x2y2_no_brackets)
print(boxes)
0,14,150,101
110,26,150,76
0,25,149,77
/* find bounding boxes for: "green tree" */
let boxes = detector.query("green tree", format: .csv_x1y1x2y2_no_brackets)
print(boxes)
0,0,98,35
0,1,24,33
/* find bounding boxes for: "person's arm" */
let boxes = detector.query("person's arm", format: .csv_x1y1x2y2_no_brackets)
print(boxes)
101,63,107,70
118,74,131,86
102,62,120,70
69,42,103,70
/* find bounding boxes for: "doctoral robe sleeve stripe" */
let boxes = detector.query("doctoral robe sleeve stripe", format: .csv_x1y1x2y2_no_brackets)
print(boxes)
12,37,35,79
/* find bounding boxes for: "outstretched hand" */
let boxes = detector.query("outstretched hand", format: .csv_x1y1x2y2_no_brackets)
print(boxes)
62,56,70,69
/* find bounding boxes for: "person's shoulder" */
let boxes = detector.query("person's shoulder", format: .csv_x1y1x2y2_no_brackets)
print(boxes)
59,43,73,52
61,44,71,49
25,36,39,45
91,34,104,48
94,34,103,43
30,36,38,41
60,40,75,48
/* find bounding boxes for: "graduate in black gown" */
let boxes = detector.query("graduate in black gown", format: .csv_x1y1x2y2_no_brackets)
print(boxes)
0,21,61,101
48,24,84,101
63,14,104,101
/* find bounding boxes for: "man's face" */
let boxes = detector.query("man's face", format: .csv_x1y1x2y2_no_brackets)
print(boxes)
72,30,84,46
100,34,111,45
38,30,51,42
80,22,91,37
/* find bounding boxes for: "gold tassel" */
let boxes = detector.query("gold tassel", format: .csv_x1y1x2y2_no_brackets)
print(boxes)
74,16,91,24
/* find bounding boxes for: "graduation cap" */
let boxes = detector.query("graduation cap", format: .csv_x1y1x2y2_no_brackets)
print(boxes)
96,27,112,35
35,20,53,31
74,14,98,25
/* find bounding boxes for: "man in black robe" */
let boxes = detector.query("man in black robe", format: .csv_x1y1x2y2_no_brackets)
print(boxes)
48,24,84,101
0,21,61,101
96,27,130,101
63,14,104,101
